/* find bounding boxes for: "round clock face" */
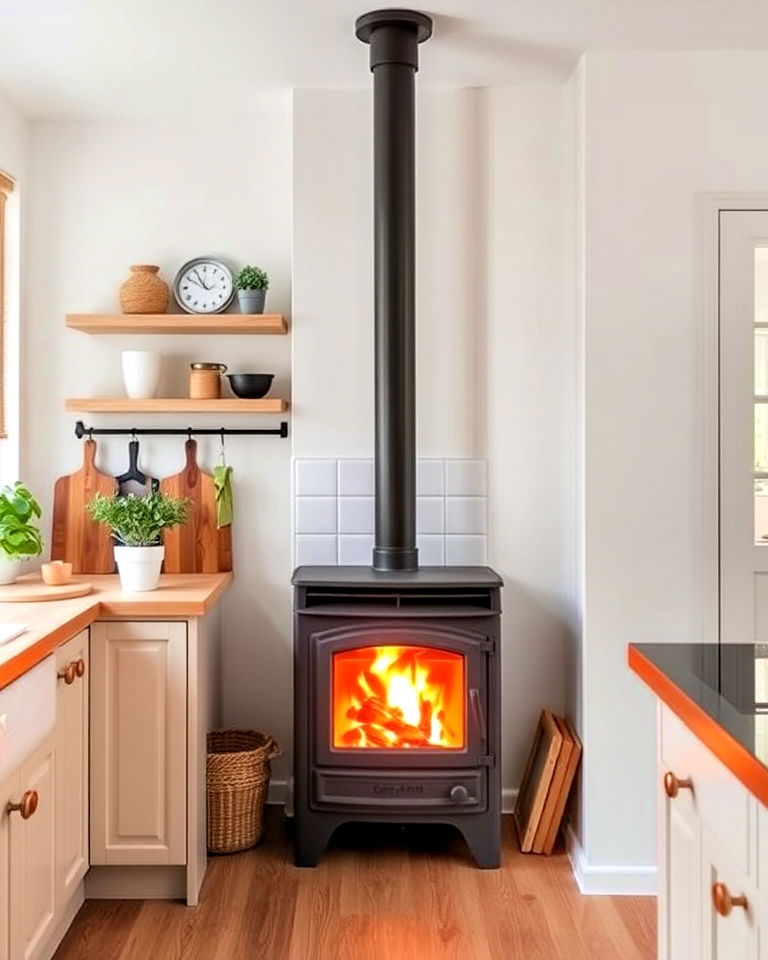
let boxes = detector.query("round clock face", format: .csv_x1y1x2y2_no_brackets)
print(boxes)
173,258,235,314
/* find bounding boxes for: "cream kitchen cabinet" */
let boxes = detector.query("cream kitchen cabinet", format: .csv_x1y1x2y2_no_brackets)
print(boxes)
88,617,214,905
660,705,765,960
8,735,57,960
55,630,89,908
90,620,186,867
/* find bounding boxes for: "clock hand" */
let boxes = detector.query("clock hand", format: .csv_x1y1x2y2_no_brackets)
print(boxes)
193,269,210,290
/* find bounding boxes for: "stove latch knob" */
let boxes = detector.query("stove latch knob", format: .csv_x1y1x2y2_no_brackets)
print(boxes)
449,784,470,804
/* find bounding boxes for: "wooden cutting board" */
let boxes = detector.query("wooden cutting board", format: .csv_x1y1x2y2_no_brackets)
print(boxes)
160,439,232,574
0,580,92,602
51,439,117,574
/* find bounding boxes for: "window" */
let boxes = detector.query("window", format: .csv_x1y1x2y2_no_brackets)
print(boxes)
0,169,13,439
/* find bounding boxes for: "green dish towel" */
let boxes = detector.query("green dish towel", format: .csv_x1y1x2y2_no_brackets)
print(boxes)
212,465,234,529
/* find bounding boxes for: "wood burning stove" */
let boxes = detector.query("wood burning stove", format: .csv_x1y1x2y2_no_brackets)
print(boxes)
293,568,502,867
292,10,503,869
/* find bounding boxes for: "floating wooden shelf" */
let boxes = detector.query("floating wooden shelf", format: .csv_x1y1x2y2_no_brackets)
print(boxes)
66,314,288,335
65,398,288,414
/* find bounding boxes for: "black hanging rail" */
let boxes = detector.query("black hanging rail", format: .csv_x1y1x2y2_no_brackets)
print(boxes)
74,420,288,439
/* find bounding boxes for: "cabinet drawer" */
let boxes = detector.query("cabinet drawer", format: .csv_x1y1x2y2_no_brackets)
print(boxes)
661,705,753,875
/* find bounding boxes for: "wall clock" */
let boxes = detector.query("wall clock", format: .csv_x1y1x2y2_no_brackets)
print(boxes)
173,257,235,314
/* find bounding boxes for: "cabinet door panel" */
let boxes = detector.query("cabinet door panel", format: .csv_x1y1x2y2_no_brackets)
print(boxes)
90,621,186,865
0,772,20,960
659,746,703,960
9,737,56,960
55,629,89,902
668,799,702,959
705,836,758,960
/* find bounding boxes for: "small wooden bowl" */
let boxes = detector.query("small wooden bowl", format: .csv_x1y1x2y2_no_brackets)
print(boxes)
41,561,73,586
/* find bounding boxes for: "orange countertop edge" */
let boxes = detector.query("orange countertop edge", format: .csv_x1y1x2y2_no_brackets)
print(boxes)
0,572,232,691
628,644,768,808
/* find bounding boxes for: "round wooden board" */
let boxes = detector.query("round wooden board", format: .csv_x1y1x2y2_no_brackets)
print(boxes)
0,580,93,602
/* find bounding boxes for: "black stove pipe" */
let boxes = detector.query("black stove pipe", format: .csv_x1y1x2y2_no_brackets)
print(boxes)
356,8,432,572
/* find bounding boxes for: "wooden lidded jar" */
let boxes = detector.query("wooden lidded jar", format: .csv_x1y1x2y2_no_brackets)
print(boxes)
190,362,227,399
119,265,170,314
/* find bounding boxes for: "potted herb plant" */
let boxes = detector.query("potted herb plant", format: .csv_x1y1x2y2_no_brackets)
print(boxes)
0,483,43,584
235,265,269,314
88,492,189,592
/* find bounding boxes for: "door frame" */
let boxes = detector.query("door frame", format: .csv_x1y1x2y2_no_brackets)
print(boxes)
702,194,768,644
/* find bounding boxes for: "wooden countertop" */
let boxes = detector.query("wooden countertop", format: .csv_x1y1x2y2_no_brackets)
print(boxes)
0,573,232,690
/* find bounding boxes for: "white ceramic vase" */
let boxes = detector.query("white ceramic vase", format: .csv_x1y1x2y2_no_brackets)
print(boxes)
0,555,20,585
121,351,161,399
114,544,164,592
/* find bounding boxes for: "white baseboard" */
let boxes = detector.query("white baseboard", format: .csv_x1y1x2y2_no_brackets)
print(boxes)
502,787,517,814
566,824,657,896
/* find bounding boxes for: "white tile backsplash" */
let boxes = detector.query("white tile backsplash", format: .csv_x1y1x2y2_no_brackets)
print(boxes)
338,535,375,565
295,496,337,534
417,535,445,565
338,497,375,534
293,458,488,567
417,497,444,534
417,459,445,496
445,534,487,566
445,497,487,535
445,459,487,497
295,535,338,565
295,459,337,496
338,459,374,496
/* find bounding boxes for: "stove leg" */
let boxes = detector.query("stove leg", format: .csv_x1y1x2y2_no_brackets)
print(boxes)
293,813,338,868
457,816,501,869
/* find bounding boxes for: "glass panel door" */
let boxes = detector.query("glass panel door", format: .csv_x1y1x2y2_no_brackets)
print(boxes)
332,645,465,749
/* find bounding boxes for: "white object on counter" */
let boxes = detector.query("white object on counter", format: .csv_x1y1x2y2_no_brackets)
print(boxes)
0,653,56,783
0,623,27,645
114,544,164,591
0,556,21,584
121,350,161,399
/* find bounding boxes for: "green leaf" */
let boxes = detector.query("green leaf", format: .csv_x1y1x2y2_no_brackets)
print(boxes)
0,482,43,558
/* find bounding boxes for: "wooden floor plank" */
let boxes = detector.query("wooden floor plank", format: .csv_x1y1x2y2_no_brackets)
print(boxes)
54,811,656,960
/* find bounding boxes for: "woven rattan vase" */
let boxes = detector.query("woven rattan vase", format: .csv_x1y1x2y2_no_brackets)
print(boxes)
119,264,169,314
206,730,280,854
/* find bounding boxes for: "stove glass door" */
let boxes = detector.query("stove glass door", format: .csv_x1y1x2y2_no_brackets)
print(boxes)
333,645,465,750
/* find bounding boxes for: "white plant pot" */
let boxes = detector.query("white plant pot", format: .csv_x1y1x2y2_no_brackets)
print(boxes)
114,544,164,592
0,556,21,585
121,351,161,399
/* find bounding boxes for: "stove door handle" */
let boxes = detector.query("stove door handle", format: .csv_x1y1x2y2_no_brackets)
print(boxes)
469,687,486,741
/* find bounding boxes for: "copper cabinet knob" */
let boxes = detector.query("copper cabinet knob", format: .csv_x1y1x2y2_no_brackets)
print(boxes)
57,662,77,685
74,658,86,678
664,771,693,798
7,790,38,820
713,881,748,917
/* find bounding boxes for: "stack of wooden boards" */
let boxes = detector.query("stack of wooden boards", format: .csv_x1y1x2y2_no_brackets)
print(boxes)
513,709,582,855
51,437,232,575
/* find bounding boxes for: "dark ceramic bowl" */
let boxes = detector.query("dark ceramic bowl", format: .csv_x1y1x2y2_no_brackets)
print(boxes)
226,373,275,399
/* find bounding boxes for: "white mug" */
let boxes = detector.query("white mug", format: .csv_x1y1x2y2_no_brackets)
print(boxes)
121,351,161,399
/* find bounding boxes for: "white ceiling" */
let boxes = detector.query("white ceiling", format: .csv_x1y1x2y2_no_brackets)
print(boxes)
3,0,768,118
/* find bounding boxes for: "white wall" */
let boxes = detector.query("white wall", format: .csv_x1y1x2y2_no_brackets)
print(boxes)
293,86,577,796
0,95,26,485
577,51,768,875
23,103,296,780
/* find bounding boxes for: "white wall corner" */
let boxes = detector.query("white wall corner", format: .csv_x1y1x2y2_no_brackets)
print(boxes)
565,824,657,896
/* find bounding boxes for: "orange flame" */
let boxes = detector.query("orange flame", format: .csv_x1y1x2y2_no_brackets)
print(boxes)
333,645,465,749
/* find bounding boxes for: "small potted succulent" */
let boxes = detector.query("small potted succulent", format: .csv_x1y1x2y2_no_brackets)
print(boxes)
0,483,43,584
88,492,189,592
235,265,269,314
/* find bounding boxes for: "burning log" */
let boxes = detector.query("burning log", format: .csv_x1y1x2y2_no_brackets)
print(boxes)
363,669,388,702
419,698,432,737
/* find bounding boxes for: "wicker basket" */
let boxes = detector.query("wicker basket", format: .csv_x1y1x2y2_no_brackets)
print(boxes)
206,729,280,854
